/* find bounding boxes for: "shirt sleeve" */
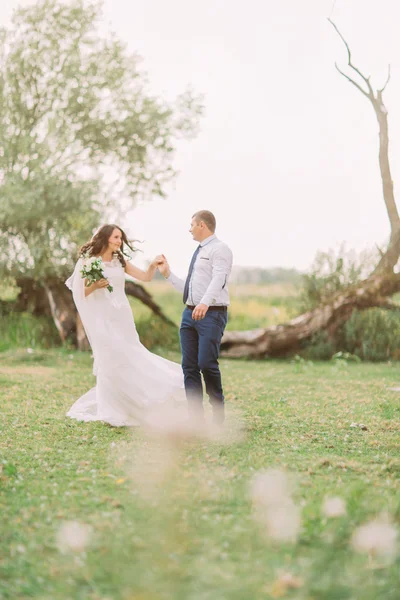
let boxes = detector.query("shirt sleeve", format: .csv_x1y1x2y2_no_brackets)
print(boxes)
200,245,233,307
167,271,185,294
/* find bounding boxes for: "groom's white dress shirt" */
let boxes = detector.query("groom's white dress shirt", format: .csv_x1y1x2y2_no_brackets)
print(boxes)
167,234,233,307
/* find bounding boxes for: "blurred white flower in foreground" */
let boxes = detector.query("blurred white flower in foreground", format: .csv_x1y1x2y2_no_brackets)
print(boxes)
322,496,347,518
143,404,244,447
251,469,291,506
56,521,92,553
144,406,209,446
351,515,398,560
250,469,301,544
127,407,210,498
127,406,243,499
271,571,304,596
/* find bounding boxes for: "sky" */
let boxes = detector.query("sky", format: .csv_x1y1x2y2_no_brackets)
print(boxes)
2,0,400,276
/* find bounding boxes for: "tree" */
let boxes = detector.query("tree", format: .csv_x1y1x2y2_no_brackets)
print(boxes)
0,0,202,346
221,20,400,359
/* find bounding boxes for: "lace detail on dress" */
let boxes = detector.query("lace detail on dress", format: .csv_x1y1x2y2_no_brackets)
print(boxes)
102,256,121,267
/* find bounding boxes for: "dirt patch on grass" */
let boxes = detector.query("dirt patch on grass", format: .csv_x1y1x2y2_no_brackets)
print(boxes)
0,366,56,377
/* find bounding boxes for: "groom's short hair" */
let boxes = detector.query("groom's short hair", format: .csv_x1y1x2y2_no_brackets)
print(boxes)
192,210,216,233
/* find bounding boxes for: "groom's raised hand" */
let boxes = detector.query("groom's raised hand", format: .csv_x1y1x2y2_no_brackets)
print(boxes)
157,254,171,278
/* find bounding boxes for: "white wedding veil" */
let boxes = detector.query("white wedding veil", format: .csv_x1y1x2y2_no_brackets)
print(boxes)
65,259,98,373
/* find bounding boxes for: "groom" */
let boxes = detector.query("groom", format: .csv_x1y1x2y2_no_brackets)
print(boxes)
158,210,233,425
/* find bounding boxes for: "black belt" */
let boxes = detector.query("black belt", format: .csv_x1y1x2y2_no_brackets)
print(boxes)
186,305,227,312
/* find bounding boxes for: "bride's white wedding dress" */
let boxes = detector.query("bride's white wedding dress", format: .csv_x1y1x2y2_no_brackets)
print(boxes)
65,257,184,426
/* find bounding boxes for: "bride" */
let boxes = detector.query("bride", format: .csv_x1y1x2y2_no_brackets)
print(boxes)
65,224,184,427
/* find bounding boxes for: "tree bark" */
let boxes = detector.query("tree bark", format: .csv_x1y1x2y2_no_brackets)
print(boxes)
14,277,52,316
76,313,90,351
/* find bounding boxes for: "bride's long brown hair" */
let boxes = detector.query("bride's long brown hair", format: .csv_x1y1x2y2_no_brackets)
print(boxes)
79,224,136,267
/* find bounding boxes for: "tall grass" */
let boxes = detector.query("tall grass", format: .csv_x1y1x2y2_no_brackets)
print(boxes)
0,312,61,352
129,281,300,331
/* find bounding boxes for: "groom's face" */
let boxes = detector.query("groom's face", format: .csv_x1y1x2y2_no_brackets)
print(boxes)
189,217,202,241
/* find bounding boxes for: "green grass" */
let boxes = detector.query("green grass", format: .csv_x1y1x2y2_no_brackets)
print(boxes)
1,349,400,599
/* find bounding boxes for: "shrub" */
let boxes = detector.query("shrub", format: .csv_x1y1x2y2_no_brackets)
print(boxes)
337,308,400,362
0,311,61,352
300,331,335,361
299,245,378,312
300,309,400,362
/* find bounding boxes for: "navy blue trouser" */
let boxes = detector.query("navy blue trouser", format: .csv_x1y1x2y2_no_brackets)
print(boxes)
180,307,228,421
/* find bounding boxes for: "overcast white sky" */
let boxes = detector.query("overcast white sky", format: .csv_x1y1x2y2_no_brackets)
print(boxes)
2,0,400,276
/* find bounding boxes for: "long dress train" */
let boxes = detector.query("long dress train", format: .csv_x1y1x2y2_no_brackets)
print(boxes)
65,257,184,426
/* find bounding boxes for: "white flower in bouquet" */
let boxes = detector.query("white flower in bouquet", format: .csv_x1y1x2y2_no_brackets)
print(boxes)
80,255,113,292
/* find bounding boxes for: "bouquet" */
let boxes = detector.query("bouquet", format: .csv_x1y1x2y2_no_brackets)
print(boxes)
80,256,113,292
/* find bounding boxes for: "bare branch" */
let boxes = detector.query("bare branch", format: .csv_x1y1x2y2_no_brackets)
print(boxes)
124,281,176,327
334,63,370,98
328,0,337,19
329,18,374,97
379,64,391,93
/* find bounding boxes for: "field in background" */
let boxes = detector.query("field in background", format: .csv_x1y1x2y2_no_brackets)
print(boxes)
3,280,400,361
0,280,300,353
130,280,300,331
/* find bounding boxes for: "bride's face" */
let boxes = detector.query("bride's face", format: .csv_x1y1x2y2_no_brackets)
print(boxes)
108,228,123,252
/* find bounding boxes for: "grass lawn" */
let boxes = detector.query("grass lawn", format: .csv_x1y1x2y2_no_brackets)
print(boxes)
1,349,400,599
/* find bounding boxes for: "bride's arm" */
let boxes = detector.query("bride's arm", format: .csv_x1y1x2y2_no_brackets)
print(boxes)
125,257,161,282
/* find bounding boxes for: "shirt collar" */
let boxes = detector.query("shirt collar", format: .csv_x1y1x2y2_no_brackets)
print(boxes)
200,234,216,247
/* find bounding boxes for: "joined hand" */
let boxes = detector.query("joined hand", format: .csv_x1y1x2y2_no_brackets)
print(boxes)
151,254,164,268
156,254,171,278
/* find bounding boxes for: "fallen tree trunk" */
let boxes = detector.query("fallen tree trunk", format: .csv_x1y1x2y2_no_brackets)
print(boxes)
221,273,400,358
124,281,176,327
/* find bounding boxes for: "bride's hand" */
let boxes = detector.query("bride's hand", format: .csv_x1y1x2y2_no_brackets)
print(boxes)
94,278,110,289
